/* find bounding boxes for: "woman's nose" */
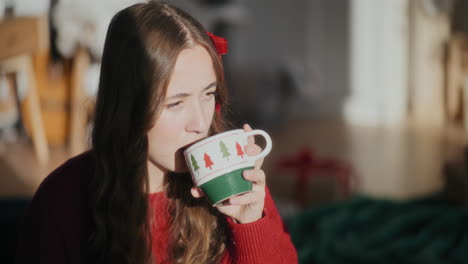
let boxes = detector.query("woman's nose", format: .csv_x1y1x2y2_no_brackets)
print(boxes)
186,102,209,134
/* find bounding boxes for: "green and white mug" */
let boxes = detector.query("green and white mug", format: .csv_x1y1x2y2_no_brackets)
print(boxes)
184,129,272,206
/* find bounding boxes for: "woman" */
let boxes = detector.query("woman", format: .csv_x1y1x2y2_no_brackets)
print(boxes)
16,2,297,263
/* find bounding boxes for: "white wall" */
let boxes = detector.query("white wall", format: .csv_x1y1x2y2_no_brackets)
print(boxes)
344,0,409,127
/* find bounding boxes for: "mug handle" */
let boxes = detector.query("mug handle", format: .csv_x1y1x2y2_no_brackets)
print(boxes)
243,129,273,161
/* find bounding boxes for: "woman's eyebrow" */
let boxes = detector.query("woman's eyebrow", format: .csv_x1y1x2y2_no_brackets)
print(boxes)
166,82,217,100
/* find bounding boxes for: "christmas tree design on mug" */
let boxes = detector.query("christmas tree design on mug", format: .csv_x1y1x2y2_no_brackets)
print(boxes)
236,142,244,159
189,141,246,173
204,153,214,170
220,140,231,160
190,154,200,174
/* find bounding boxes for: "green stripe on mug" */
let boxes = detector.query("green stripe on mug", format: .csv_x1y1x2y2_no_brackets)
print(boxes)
199,167,254,206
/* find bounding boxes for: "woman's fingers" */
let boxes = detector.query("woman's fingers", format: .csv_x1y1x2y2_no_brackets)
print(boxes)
243,124,265,169
244,144,264,169
244,123,255,145
243,169,266,186
244,144,262,155
229,189,265,205
190,187,205,198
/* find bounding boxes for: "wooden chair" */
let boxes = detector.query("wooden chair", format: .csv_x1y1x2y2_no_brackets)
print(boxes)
69,46,91,156
0,16,50,164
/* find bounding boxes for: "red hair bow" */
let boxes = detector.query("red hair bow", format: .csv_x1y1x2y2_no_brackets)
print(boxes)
207,32,228,55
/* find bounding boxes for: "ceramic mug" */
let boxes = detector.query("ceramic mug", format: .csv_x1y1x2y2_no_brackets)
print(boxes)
184,129,272,206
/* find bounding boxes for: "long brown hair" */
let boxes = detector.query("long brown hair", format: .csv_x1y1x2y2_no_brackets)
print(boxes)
89,1,229,263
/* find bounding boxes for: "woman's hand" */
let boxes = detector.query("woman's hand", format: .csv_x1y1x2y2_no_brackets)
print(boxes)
191,124,266,224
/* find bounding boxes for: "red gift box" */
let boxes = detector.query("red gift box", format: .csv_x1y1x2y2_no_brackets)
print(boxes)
278,147,357,207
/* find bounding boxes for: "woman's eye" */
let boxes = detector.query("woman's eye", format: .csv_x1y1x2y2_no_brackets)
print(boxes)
206,91,217,97
166,101,182,109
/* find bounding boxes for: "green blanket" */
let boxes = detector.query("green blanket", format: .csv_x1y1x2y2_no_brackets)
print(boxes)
288,194,468,264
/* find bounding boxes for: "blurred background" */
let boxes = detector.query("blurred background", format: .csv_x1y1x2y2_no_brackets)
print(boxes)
2,0,468,263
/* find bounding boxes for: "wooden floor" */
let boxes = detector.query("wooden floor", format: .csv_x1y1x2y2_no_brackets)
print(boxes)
1,119,467,207
263,119,466,204
0,138,70,197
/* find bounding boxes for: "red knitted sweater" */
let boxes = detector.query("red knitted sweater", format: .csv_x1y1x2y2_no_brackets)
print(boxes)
149,189,297,263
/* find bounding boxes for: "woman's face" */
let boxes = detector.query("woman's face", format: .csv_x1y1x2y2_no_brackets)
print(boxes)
147,45,217,174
